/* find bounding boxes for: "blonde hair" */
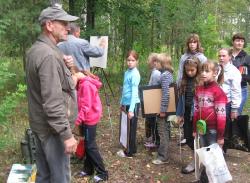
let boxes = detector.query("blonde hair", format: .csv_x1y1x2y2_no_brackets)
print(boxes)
156,53,173,73
201,60,224,85
147,53,158,69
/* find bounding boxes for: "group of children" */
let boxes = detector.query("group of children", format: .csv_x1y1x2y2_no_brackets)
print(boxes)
69,33,248,182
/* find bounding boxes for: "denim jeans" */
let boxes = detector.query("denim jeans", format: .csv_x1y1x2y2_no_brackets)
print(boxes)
200,129,217,147
34,133,71,183
238,86,248,115
157,117,170,161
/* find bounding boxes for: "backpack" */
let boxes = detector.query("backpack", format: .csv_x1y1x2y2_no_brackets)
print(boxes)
20,128,36,164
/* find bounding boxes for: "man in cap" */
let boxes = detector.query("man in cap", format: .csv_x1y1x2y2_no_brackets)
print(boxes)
26,5,80,182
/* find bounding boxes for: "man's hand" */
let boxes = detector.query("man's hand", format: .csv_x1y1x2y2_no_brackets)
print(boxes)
99,38,107,48
63,55,75,68
64,136,77,154
83,70,98,79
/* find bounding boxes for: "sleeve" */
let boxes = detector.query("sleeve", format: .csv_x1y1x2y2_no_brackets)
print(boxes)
230,70,242,111
80,40,104,57
75,82,93,124
242,55,250,83
176,56,184,87
38,55,72,141
193,88,199,133
160,73,171,113
176,95,184,117
128,72,140,112
214,91,227,140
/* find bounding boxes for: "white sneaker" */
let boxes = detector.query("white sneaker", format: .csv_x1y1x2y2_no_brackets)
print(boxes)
116,150,126,158
152,159,169,165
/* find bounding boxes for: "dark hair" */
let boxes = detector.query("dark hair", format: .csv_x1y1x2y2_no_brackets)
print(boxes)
69,23,80,35
201,60,224,85
127,50,139,60
186,33,204,53
232,33,245,42
179,56,201,95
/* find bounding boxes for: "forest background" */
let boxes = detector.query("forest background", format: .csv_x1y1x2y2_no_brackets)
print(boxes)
0,0,250,182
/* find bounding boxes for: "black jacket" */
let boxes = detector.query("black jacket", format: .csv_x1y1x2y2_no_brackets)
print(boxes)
232,50,250,87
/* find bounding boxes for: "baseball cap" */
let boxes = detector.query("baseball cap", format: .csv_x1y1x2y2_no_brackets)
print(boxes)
39,6,78,25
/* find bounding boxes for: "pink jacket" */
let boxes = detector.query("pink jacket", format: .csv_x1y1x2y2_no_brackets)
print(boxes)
75,76,102,126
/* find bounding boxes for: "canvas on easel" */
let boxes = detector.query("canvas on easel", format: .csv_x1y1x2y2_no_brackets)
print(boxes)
119,110,130,149
89,36,108,69
139,83,177,117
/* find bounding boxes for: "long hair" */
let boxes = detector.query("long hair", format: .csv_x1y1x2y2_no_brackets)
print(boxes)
201,60,224,85
185,33,204,53
157,53,173,73
179,56,201,95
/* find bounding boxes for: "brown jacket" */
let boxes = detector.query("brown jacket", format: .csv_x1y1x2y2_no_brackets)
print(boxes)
26,34,77,141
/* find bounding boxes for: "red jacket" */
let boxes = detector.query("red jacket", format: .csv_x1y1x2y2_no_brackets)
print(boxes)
193,81,227,140
75,76,102,126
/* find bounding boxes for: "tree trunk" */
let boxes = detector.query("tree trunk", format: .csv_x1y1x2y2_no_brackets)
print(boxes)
86,0,95,31
69,0,75,15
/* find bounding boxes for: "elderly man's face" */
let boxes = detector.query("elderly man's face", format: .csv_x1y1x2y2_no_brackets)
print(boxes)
49,20,70,43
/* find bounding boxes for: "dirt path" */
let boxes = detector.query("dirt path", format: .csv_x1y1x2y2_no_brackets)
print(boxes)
71,103,250,183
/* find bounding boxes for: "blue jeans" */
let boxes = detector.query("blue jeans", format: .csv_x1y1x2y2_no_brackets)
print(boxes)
200,129,217,147
34,133,71,183
238,86,248,115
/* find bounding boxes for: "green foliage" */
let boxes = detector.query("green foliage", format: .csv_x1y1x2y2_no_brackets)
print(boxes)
0,60,16,90
0,84,27,126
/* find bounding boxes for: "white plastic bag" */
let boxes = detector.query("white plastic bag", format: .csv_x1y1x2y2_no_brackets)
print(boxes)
196,143,232,183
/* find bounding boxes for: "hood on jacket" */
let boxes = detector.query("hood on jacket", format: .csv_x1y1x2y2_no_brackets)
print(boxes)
78,76,102,90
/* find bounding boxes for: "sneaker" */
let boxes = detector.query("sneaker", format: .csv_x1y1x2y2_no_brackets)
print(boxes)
178,139,187,146
93,175,108,183
152,159,168,165
74,171,92,177
181,160,195,174
116,149,133,158
144,142,157,148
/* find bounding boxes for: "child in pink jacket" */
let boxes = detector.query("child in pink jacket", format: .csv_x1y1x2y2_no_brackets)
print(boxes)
75,75,108,182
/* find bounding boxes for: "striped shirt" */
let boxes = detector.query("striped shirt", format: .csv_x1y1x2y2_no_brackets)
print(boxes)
160,70,174,112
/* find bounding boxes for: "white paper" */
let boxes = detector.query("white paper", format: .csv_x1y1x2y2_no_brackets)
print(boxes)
119,111,128,148
89,36,108,68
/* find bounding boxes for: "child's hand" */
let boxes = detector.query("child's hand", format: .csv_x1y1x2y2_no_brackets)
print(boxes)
217,139,224,148
63,55,74,68
192,132,196,137
128,112,134,119
159,112,166,118
230,111,238,120
120,105,125,111
177,116,184,126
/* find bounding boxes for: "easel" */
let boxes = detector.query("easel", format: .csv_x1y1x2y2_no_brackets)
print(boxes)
92,67,115,139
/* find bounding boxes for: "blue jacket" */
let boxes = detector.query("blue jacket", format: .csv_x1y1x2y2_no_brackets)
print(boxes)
176,94,194,117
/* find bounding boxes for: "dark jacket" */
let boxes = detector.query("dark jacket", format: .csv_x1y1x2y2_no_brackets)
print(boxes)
26,34,77,141
232,50,250,87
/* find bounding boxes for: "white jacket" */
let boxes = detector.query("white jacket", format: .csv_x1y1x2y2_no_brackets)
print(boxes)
221,63,242,111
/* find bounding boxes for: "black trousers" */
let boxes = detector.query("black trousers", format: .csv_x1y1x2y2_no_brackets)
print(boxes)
225,103,240,139
183,106,194,150
83,124,108,178
124,103,139,156
145,116,160,145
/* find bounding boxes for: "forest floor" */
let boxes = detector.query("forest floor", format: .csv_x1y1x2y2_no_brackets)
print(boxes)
1,95,250,183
